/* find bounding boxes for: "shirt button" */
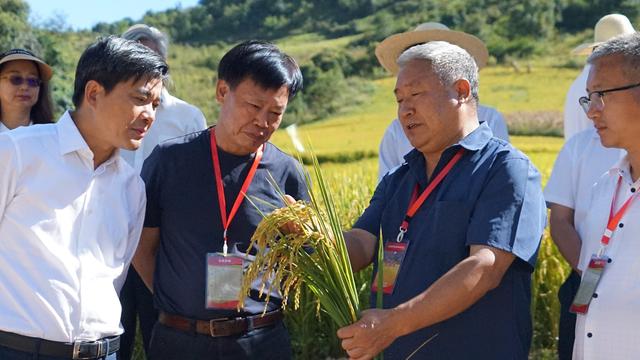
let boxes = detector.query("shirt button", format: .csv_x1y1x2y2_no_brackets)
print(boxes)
592,293,598,298
587,332,593,338
608,258,613,263
619,223,624,228
631,188,636,193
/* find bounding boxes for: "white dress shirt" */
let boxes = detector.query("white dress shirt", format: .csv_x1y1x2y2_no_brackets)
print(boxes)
572,156,640,360
120,89,207,173
563,65,592,140
0,111,145,342
0,121,32,133
544,127,625,226
377,104,509,180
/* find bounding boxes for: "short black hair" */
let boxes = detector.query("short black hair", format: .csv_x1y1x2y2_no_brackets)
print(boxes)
72,36,169,107
218,40,302,100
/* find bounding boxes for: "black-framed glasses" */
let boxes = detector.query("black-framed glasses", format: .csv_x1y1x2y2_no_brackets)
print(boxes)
0,75,41,88
578,82,640,114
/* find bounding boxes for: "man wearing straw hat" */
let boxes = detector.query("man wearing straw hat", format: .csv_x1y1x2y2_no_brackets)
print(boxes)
376,22,509,180
339,40,545,359
564,14,635,140
545,13,632,360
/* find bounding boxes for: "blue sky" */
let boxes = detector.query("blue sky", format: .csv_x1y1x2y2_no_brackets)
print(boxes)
25,0,200,30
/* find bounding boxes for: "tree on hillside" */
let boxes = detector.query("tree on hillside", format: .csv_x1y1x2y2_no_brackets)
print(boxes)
0,0,40,51
557,0,640,32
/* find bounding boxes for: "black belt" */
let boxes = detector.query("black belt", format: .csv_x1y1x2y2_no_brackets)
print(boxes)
0,330,120,359
159,310,283,337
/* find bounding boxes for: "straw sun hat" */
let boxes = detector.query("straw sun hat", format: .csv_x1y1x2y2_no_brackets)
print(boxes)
375,22,489,74
571,14,636,55
0,48,53,81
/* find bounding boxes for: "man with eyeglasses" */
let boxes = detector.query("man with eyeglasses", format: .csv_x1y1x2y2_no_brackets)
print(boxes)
543,14,632,360
567,32,640,359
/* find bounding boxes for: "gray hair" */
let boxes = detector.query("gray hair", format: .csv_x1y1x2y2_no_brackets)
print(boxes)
122,24,169,60
588,32,640,78
397,41,479,102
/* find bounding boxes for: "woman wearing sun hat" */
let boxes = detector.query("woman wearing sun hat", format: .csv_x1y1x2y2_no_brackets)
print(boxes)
375,22,510,181
0,48,54,132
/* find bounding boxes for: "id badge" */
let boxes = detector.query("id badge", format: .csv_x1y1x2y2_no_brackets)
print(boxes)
372,241,409,295
570,255,608,314
205,253,243,309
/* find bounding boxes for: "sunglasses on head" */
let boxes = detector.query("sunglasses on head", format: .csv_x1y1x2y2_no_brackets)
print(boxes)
1,75,41,88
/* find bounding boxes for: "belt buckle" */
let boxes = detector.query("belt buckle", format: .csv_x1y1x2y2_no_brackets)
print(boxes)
209,318,229,337
72,340,101,360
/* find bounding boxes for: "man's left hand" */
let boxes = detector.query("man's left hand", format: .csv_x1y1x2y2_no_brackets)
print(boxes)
337,308,400,360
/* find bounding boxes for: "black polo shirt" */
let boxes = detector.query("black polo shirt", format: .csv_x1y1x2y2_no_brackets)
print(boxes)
142,128,308,319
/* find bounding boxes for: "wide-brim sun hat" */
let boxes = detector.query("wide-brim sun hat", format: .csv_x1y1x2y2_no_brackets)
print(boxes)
571,14,636,56
0,48,53,81
375,22,489,74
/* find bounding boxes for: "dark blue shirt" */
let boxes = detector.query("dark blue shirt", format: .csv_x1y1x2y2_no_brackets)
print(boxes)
354,123,546,359
142,128,308,319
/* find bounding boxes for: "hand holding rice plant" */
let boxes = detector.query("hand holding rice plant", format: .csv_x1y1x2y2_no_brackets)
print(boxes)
238,155,361,328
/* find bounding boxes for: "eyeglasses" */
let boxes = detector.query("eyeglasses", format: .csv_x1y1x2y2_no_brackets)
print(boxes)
0,75,41,88
578,82,640,114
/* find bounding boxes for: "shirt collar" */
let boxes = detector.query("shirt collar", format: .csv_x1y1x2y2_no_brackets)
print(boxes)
403,121,493,164
57,111,91,156
0,122,8,133
56,111,122,170
456,121,493,151
609,153,635,185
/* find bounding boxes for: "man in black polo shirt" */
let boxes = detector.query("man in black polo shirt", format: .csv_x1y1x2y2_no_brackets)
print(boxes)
133,40,306,359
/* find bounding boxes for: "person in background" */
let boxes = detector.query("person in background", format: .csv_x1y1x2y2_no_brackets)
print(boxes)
0,48,54,132
117,23,207,360
545,13,632,360
563,14,635,140
571,31,640,359
376,22,509,181
0,36,167,360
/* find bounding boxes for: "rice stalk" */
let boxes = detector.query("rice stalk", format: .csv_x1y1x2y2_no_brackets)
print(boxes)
239,152,361,328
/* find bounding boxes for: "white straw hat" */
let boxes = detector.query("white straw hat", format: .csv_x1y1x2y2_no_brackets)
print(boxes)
0,48,53,81
572,14,636,56
375,22,489,74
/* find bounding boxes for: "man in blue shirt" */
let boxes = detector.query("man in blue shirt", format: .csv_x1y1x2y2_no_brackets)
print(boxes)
337,41,546,359
132,41,307,359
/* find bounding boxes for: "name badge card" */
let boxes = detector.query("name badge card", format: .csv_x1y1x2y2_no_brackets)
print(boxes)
205,253,243,309
570,255,608,314
372,241,409,295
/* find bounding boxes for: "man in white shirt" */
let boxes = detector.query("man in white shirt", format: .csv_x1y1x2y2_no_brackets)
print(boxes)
571,32,640,359
544,127,624,359
563,14,635,140
375,22,509,180
117,24,208,360
546,13,635,360
0,36,167,360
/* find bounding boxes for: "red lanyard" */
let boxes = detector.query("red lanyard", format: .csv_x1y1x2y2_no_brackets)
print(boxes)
396,148,465,242
210,128,263,255
599,176,638,253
